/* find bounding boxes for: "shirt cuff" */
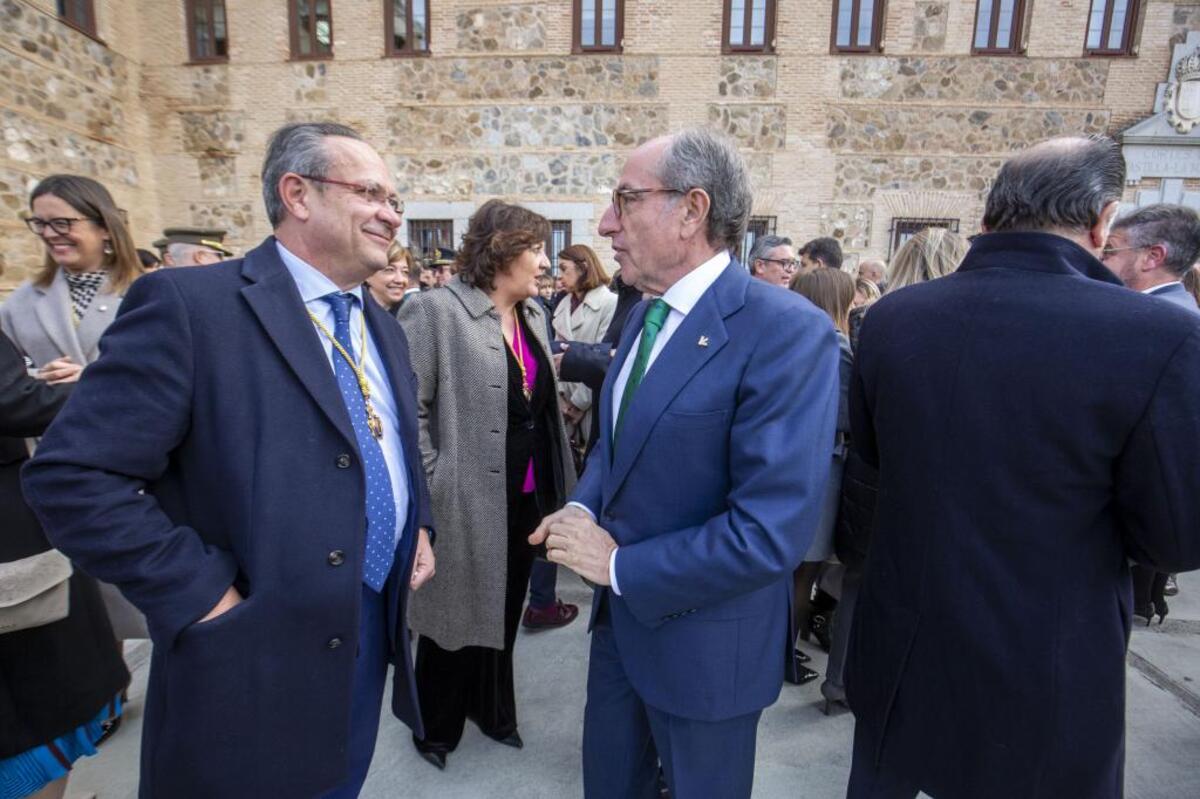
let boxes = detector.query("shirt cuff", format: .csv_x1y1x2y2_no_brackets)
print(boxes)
567,501,596,521
609,548,621,596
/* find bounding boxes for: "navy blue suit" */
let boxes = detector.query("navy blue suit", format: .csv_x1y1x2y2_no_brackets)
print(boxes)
846,232,1200,799
572,263,840,797
22,238,434,798
1146,280,1200,315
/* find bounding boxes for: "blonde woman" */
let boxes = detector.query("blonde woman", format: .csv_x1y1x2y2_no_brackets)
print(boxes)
887,227,968,292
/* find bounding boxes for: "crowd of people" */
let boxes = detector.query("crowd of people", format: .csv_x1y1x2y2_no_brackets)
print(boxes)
2,120,1200,799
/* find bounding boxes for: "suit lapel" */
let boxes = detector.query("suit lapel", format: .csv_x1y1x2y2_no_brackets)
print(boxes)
605,291,729,502
34,271,84,364
239,240,357,448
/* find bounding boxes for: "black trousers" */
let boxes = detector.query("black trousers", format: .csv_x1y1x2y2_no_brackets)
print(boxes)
413,491,540,753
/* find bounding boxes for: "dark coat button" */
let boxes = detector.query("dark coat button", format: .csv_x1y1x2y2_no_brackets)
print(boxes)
327,637,343,649
327,550,345,566
336,454,352,469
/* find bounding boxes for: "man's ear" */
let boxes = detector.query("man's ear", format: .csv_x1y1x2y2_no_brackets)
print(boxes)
279,174,311,222
679,188,711,241
1090,200,1121,250
1145,242,1169,271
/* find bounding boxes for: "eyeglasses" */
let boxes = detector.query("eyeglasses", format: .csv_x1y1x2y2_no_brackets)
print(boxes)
760,257,800,270
611,187,685,219
1101,245,1146,259
298,175,404,215
25,216,96,236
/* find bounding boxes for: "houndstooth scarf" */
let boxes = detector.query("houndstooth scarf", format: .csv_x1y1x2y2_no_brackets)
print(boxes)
63,271,107,323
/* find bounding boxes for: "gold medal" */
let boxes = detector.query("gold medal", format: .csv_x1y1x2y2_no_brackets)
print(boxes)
308,308,385,439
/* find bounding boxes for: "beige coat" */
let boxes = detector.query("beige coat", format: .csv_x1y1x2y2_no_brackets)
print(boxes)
397,277,577,651
551,284,617,444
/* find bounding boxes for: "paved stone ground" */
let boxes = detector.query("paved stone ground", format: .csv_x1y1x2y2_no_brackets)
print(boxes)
69,572,1200,798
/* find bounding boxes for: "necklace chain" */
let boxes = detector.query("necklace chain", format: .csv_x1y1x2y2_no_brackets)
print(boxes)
308,308,385,438
504,311,533,402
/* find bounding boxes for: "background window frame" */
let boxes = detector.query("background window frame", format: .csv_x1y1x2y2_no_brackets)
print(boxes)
572,0,624,54
1083,0,1142,57
289,0,335,61
56,0,98,39
971,0,1028,55
186,0,230,64
722,0,778,55
830,0,887,55
407,219,454,259
384,0,431,57
739,216,777,265
889,218,960,258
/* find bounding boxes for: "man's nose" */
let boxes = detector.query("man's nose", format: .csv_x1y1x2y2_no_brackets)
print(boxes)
597,204,619,237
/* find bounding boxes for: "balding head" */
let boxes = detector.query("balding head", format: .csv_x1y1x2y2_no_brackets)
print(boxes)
982,136,1125,256
857,259,887,286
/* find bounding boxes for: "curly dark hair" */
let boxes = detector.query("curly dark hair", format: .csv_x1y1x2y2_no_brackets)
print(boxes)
456,200,551,292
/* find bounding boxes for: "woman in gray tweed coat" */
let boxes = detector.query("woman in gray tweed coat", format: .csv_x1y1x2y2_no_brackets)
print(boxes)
397,200,576,770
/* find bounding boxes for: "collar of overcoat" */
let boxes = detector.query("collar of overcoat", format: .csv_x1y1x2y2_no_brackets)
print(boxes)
597,259,748,504
957,231,1124,287
238,236,419,460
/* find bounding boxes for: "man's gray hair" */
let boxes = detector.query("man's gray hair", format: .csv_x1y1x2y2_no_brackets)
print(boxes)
747,234,793,273
658,128,753,253
1111,204,1200,278
261,122,365,228
166,242,204,265
982,135,1125,234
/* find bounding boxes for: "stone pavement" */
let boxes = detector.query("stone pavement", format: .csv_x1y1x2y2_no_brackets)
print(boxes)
69,571,1200,798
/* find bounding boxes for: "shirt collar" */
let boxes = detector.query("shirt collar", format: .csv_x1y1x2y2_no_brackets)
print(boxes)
659,250,730,316
275,240,364,305
1142,281,1182,295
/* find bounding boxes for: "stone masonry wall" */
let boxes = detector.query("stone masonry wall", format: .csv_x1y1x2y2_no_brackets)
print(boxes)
0,0,1194,290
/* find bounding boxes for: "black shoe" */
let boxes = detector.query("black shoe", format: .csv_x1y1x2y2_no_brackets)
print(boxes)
1134,602,1155,626
496,731,524,749
794,647,811,664
785,664,820,686
1164,574,1179,597
419,750,447,770
1152,596,1169,625
820,682,848,716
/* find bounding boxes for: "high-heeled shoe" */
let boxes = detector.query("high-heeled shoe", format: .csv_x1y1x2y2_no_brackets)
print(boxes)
418,750,447,770
820,682,848,716
1152,596,1169,625
1133,602,1155,626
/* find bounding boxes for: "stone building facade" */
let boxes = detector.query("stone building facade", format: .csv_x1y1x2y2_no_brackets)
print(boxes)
2,0,1198,289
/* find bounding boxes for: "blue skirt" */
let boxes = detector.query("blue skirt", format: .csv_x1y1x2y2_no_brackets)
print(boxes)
0,694,122,799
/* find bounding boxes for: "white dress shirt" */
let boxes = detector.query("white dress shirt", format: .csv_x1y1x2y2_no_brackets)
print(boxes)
571,250,731,593
277,242,410,547
1143,281,1183,294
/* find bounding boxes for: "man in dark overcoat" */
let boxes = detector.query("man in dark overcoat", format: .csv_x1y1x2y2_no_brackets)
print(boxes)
23,122,436,798
845,136,1200,798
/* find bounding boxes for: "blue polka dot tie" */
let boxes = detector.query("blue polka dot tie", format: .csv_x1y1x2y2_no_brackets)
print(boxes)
323,292,397,592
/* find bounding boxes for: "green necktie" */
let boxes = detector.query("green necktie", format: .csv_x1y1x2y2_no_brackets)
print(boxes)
614,298,672,446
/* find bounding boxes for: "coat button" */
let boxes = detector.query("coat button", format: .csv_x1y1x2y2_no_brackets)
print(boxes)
327,550,345,566
335,454,352,468
327,637,343,649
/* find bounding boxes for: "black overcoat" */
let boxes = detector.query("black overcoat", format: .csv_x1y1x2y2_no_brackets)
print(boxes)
847,232,1200,799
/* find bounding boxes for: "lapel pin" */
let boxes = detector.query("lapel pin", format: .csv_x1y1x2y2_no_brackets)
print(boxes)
697,335,709,347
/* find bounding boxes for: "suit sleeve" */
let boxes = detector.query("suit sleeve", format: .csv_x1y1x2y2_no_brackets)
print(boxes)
1116,326,1200,573
396,294,440,476
559,342,614,392
613,305,841,624
0,331,71,438
20,274,238,647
